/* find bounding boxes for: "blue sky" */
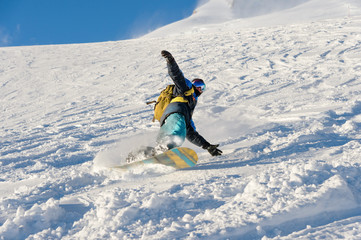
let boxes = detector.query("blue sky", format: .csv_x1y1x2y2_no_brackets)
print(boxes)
0,0,198,47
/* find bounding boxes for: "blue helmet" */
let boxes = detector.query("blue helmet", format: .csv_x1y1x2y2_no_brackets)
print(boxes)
192,79,206,92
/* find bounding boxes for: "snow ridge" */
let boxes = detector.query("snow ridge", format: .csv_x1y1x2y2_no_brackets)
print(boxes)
145,0,361,38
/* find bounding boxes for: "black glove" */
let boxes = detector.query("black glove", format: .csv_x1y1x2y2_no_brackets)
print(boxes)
204,144,222,156
161,50,174,63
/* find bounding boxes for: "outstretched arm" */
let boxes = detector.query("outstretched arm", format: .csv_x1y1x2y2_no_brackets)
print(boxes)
161,50,191,93
187,121,223,156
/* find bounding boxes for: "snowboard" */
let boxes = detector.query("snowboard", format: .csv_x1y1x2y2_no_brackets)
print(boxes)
112,147,198,171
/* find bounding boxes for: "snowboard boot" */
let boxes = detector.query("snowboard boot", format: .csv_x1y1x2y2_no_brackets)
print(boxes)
153,144,169,156
126,146,156,163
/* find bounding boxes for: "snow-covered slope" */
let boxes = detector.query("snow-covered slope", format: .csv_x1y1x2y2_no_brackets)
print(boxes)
1,1,361,239
145,0,361,38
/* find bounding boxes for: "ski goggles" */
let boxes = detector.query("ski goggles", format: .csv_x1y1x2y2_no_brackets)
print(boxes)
192,79,206,92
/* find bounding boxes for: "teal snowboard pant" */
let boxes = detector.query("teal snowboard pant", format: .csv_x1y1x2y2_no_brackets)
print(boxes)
157,113,186,149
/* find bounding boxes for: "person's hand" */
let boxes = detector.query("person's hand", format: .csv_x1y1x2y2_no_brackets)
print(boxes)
205,144,222,156
161,50,174,63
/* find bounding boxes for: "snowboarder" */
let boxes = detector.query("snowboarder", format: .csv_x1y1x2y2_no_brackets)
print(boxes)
157,50,222,156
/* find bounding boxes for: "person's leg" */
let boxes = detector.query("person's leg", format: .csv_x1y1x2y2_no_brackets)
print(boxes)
157,113,186,149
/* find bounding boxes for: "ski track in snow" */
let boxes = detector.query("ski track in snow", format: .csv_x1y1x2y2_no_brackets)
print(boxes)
1,14,361,240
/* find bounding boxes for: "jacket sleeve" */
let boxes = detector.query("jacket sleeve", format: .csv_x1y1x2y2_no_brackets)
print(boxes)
167,60,192,93
186,120,210,148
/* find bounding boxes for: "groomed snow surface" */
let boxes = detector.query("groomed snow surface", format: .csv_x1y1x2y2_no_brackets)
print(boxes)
1,0,361,239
